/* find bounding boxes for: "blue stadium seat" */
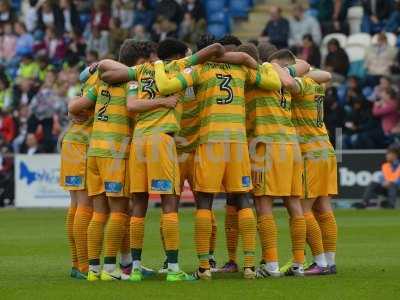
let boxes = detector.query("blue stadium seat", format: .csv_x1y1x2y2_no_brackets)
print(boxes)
10,0,21,11
229,0,250,18
207,11,226,24
208,23,228,38
205,0,228,13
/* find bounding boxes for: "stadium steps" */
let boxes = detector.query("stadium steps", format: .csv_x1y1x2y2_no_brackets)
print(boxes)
232,0,308,42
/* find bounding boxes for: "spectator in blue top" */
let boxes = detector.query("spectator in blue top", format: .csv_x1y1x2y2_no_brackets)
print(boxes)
261,6,289,49
361,0,392,34
385,1,400,33
14,21,34,57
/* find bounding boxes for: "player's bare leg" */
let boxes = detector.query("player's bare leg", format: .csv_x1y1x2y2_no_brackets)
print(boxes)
313,196,337,274
254,195,280,277
87,193,109,281
283,197,306,276
301,198,328,275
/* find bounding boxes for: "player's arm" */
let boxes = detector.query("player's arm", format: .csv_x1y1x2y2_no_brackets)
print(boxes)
272,63,301,93
127,96,179,113
212,52,258,69
154,61,195,95
68,96,95,115
190,42,225,65
79,63,99,83
272,63,296,88
68,87,97,115
306,70,332,84
99,59,135,84
250,62,281,91
286,59,311,78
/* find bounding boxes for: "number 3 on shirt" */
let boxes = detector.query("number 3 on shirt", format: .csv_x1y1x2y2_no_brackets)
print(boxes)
216,74,233,104
97,90,111,121
141,78,156,99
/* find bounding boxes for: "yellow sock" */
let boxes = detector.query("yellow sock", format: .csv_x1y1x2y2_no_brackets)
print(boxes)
258,214,278,263
225,205,238,262
162,212,179,264
160,215,166,252
73,206,93,273
88,212,108,267
290,216,306,264
304,212,324,257
316,211,337,253
238,208,256,268
209,212,217,257
195,209,212,269
66,207,78,269
130,216,145,262
104,213,129,266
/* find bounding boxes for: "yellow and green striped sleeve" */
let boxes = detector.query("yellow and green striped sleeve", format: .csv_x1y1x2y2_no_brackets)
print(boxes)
154,61,195,95
85,86,98,102
257,63,281,91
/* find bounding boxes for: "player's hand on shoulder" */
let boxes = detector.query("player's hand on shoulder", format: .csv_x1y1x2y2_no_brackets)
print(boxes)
163,95,179,109
69,111,89,124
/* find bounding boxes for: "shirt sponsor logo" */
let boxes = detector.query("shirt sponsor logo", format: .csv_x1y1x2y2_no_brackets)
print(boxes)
242,176,251,187
65,176,83,187
105,181,123,193
151,179,172,192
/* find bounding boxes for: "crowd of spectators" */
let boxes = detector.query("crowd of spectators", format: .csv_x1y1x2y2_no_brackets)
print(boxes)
261,0,400,150
0,0,206,204
0,0,206,159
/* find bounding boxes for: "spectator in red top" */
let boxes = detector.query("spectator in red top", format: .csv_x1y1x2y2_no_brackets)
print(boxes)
0,109,16,143
91,0,110,31
372,88,400,135
298,34,321,68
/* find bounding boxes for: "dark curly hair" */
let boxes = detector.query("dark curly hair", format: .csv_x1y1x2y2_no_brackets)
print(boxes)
157,38,188,60
118,40,154,66
196,33,217,51
219,35,242,47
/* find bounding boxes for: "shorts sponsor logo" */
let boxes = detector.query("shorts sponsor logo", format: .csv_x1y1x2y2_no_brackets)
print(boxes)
105,181,123,193
151,179,172,192
65,176,83,187
242,176,251,187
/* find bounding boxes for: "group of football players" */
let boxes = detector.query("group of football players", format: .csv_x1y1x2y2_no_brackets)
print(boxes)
60,34,338,282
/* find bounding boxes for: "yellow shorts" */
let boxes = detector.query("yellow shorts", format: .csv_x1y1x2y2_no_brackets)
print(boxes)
250,142,303,197
130,133,180,195
303,155,338,199
194,143,252,193
59,142,87,191
86,156,129,197
178,151,195,191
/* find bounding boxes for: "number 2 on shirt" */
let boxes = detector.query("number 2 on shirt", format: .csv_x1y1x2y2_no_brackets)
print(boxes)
97,90,111,122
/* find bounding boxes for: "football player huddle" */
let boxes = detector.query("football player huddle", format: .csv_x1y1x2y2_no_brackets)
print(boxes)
61,34,338,282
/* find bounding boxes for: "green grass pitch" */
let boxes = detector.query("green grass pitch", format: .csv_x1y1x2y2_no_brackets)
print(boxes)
1,208,400,300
